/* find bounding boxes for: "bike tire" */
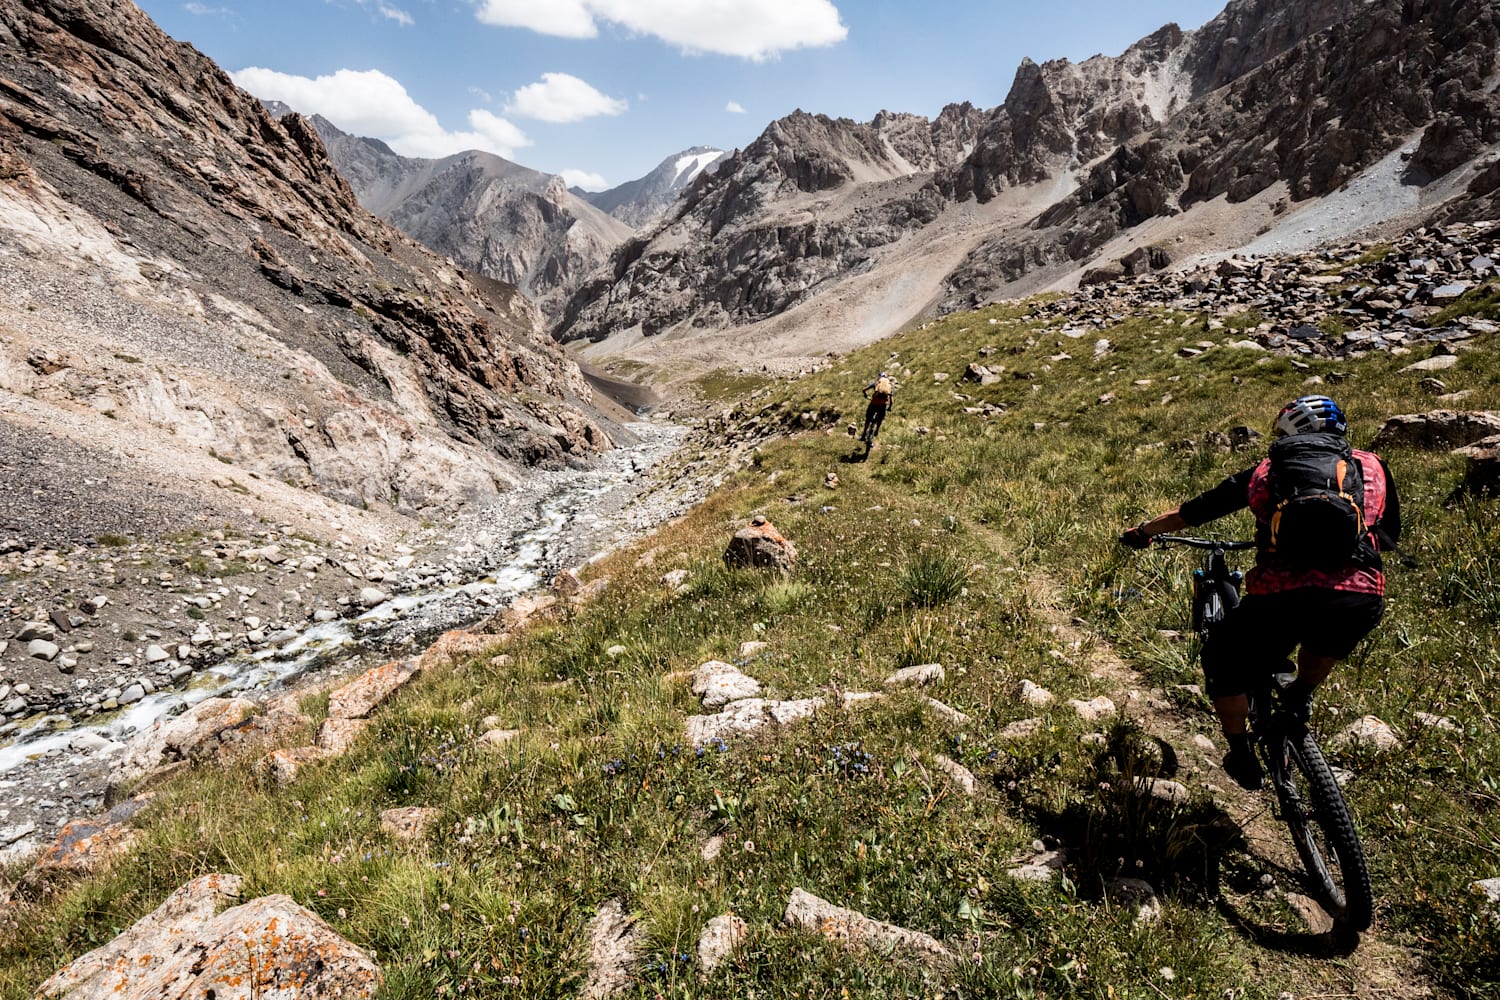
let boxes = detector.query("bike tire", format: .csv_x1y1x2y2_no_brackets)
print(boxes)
1276,728,1375,931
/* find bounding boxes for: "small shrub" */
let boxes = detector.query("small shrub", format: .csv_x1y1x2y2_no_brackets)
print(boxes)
96,533,130,547
900,548,968,608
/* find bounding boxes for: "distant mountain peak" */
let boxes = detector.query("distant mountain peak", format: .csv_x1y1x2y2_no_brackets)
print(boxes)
578,145,729,228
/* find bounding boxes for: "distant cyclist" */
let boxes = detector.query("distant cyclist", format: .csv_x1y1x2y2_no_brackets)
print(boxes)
1120,395,1401,790
861,371,895,446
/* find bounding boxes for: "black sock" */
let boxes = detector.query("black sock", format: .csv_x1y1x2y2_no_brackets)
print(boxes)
1225,732,1252,754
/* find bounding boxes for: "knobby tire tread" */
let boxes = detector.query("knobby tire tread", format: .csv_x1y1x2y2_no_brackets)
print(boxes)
1284,729,1375,931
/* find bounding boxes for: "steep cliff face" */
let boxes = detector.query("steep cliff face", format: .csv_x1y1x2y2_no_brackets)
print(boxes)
305,114,634,316
0,0,612,527
556,0,1500,364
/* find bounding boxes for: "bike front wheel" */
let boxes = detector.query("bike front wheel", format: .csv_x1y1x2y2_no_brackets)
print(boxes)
1273,728,1375,931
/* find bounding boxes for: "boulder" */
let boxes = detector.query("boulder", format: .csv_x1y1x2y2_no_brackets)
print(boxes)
1371,410,1500,450
685,697,824,748
1068,696,1117,721
691,660,762,708
1461,442,1500,495
115,697,257,781
783,888,952,965
37,873,380,999
1007,849,1065,882
931,754,977,796
1018,679,1054,707
260,746,335,785
1331,715,1401,753
327,658,419,720
722,516,797,573
1105,878,1162,924
316,718,369,754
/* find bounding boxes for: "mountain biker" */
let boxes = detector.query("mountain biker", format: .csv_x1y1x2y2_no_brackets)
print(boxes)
1119,395,1401,790
862,372,894,442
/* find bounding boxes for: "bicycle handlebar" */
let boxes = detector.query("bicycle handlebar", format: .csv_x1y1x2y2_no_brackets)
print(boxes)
1152,535,1257,551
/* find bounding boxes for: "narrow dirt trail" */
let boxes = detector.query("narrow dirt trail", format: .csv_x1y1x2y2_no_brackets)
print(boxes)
1016,568,1435,1000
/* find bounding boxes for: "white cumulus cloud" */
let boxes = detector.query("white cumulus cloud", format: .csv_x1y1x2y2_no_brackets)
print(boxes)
507,73,627,123
473,0,847,60
232,67,531,160
184,3,234,15
474,0,597,37
725,100,746,114
561,169,609,190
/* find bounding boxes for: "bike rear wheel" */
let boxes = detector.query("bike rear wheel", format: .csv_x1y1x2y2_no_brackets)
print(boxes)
1272,728,1375,931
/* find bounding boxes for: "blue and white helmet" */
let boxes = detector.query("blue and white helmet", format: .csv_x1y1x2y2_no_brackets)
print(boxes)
1274,395,1347,438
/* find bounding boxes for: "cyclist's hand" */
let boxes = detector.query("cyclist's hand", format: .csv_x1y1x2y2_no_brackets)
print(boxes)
1119,527,1152,550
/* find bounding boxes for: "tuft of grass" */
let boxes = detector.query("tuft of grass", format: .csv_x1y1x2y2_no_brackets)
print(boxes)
900,548,969,608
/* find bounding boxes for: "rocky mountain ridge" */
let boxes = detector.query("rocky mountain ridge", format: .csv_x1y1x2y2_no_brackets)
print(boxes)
555,0,1500,379
301,111,635,315
0,0,616,524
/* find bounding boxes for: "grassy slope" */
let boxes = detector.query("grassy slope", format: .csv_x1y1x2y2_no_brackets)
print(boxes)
3,301,1498,999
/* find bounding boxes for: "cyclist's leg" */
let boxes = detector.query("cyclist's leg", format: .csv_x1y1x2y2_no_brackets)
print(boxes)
1202,593,1297,735
1288,590,1385,701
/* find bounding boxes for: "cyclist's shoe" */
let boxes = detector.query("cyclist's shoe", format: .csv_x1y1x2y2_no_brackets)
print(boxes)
1222,745,1264,791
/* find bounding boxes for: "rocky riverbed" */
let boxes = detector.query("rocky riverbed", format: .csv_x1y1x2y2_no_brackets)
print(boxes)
0,420,701,857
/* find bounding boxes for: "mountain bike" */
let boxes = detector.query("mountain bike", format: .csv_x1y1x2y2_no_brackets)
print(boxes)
1153,535,1375,932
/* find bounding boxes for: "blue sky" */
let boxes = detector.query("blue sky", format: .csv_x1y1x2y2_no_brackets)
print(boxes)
135,0,1230,191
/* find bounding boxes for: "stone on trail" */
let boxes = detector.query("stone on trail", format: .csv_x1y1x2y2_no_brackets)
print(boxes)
696,913,748,973
379,807,439,842
144,644,171,664
37,873,381,1000
691,660,762,708
16,621,56,642
722,516,798,573
1331,715,1401,753
28,639,60,661
1068,696,1117,722
783,888,952,965
582,899,645,1000
1286,893,1335,935
327,658,419,720
884,663,945,687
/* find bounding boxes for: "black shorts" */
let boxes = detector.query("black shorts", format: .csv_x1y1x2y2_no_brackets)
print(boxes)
864,401,888,424
1200,588,1384,699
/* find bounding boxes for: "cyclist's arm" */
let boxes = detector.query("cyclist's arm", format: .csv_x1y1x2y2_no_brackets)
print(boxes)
1177,465,1256,525
1122,466,1254,545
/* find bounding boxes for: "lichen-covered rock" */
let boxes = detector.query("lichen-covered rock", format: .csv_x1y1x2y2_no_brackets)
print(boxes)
722,516,798,573
115,697,257,781
884,663,945,687
379,807,439,842
581,899,644,999
38,874,381,999
691,660,762,708
327,658,419,720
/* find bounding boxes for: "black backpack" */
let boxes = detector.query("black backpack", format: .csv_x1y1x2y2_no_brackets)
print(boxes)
1265,433,1367,568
